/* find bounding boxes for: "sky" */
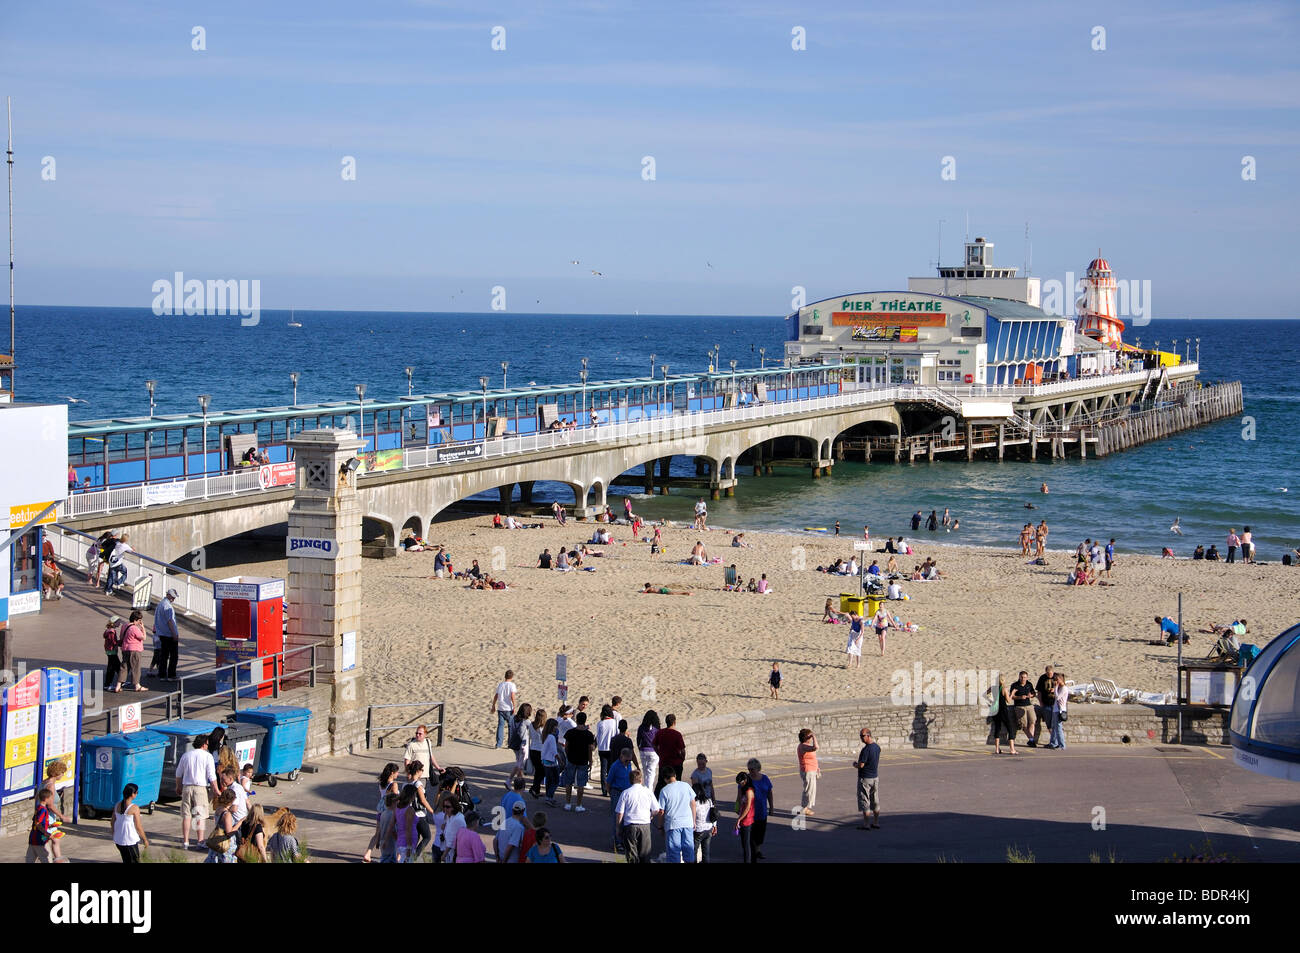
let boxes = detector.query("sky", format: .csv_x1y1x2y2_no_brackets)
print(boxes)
3,0,1299,317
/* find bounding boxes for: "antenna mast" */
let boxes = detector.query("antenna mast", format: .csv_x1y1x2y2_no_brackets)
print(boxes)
6,96,14,392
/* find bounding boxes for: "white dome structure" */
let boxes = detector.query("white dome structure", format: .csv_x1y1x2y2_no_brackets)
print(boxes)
1230,624,1300,781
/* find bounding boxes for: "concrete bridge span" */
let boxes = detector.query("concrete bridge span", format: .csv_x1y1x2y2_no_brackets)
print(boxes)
63,400,904,562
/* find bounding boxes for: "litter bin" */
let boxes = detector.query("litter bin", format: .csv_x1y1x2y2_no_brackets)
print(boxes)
231,706,311,785
839,593,865,615
219,719,269,780
79,730,167,820
866,594,885,617
149,718,223,798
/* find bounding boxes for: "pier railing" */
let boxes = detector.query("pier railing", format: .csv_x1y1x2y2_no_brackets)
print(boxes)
57,364,1196,521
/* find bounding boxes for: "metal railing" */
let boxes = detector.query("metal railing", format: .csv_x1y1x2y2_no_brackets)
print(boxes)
47,523,218,626
365,701,447,750
56,364,1203,522
89,640,324,737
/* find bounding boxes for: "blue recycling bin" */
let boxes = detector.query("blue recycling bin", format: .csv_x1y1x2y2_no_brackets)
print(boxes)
231,706,311,785
148,718,223,797
79,730,167,820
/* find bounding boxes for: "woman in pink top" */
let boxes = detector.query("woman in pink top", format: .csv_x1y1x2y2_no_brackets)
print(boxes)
454,811,486,862
796,729,819,815
117,610,148,693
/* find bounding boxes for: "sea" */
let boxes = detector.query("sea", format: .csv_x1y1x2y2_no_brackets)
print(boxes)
15,307,1300,559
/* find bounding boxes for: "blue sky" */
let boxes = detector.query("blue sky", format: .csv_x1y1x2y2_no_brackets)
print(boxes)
3,0,1298,316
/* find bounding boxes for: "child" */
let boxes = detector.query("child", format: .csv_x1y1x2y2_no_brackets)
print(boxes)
240,763,257,802
28,789,65,863
768,662,783,699
103,615,123,694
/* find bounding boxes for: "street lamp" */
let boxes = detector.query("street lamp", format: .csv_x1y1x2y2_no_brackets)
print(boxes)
662,365,670,410
289,371,299,408
501,361,508,391
479,376,489,448
405,366,414,398
356,383,367,448
1184,338,1190,363
198,394,211,498
581,357,589,422
729,359,737,402
145,380,156,419
650,353,656,379
1195,338,1200,364
759,347,766,370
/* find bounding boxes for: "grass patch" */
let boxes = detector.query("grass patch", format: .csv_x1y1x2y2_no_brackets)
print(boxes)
1005,844,1036,864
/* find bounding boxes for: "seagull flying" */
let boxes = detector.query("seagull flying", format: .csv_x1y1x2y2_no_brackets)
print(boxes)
1170,517,1183,535
570,260,580,265
591,270,603,277
62,396,87,404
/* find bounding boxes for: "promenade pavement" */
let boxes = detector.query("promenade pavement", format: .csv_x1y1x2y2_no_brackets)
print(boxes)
4,735,1298,863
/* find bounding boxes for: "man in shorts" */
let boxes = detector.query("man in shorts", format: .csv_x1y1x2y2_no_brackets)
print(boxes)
1009,670,1038,746
175,734,219,849
561,712,596,813
853,727,881,830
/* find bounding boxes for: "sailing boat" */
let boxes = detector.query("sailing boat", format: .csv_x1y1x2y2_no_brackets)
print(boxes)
288,306,302,328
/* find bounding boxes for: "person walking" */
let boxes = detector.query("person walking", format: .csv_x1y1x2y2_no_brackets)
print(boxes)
540,718,561,805
604,745,636,852
1047,672,1069,749
402,724,444,779
561,712,596,812
734,772,756,863
744,758,775,861
103,615,123,694
853,727,881,830
613,768,656,862
636,711,660,791
797,729,820,815
527,709,547,798
491,670,517,748
175,734,219,849
362,762,401,863
153,588,181,680
111,783,149,862
594,704,618,796
655,766,697,863
508,703,533,785
1226,528,1239,564
846,614,863,669
652,713,686,796
692,782,717,863
204,789,239,864
117,610,148,693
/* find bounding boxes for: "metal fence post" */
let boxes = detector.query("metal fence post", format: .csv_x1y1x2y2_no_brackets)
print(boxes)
310,644,317,688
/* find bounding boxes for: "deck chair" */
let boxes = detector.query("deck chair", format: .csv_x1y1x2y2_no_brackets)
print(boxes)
723,566,738,588
1089,677,1125,703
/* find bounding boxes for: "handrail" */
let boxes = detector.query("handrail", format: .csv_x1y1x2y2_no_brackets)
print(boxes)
46,523,219,626
87,641,324,738
365,701,448,749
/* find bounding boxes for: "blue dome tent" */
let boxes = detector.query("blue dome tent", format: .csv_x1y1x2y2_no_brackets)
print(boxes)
1230,623,1300,781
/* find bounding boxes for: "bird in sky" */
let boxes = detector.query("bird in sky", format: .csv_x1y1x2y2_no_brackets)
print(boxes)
591,270,603,277
706,261,714,269
1170,517,1183,535
570,260,580,265
62,396,87,403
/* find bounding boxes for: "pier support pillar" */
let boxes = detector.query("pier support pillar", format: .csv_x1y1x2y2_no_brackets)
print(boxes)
764,464,774,475
965,422,974,462
643,461,655,495
893,437,902,464
810,464,821,479
1030,439,1038,461
695,458,708,477
1079,433,1087,459
752,443,764,477
518,481,535,504
997,425,1005,461
498,483,515,510
658,457,672,494
928,441,935,463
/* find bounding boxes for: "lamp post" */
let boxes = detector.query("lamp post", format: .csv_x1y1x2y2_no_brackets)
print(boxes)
1195,338,1200,364
479,376,489,448
405,366,414,398
356,383,366,448
501,361,508,391
581,357,588,422
759,347,766,370
198,394,211,499
289,371,299,408
650,353,656,379
145,380,156,419
1184,338,1190,363
662,365,670,410
729,359,737,403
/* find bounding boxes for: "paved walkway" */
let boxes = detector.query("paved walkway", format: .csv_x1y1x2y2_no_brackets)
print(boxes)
4,736,1297,863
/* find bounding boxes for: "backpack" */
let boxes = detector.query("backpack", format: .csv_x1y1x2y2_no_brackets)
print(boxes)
103,626,121,655
507,720,523,751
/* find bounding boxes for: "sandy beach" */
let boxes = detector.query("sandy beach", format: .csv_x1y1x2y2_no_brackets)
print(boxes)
205,512,1298,745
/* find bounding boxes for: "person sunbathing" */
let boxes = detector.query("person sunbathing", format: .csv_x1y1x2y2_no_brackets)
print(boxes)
910,566,923,581
642,582,691,595
687,541,710,565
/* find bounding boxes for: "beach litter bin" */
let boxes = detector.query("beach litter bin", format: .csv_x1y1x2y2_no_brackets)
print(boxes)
840,594,865,615
79,730,167,820
866,594,885,617
149,718,223,797
219,719,269,780
231,705,311,785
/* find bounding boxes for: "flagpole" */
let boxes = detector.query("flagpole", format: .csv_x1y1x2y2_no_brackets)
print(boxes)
6,96,15,393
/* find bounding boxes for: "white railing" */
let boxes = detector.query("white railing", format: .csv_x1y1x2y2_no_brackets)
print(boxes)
46,524,217,626
57,364,1203,520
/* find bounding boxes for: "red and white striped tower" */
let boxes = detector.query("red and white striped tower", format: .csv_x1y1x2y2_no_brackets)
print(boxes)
1076,253,1123,348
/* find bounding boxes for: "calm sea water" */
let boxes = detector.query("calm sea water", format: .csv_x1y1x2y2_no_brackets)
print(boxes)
14,307,1300,557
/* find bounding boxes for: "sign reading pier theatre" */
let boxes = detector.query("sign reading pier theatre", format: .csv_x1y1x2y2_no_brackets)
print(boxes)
287,536,338,559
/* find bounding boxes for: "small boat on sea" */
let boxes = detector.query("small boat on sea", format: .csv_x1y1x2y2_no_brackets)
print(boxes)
288,307,302,328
